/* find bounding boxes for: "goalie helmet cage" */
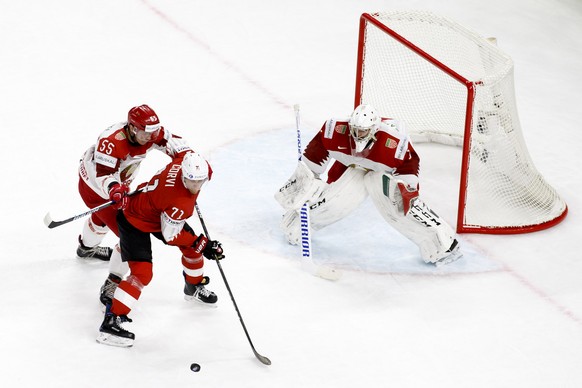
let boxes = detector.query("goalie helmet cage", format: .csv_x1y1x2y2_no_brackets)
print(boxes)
354,11,567,234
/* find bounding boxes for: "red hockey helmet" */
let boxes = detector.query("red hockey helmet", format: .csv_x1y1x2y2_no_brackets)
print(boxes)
128,104,161,133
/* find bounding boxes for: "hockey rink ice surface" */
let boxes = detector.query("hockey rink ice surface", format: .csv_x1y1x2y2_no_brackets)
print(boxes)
2,0,581,387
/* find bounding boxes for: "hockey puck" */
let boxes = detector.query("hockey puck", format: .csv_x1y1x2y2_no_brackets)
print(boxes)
190,363,201,372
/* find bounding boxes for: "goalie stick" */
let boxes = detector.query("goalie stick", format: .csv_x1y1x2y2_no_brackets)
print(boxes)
43,189,142,229
195,204,271,366
293,104,342,281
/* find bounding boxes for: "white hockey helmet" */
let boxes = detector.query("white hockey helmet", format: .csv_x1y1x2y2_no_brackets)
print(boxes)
349,104,380,152
181,152,209,181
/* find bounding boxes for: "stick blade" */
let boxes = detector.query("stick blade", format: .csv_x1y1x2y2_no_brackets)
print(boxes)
43,212,55,228
314,265,343,281
255,351,272,365
301,261,343,281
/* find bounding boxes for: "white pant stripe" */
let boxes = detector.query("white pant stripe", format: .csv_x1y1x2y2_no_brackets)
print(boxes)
114,287,137,309
183,267,204,277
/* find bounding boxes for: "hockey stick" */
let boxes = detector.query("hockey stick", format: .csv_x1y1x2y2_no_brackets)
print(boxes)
295,104,313,267
293,104,342,281
195,204,272,366
43,189,142,229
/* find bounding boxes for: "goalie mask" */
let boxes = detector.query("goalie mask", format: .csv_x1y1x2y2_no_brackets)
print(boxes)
349,104,380,152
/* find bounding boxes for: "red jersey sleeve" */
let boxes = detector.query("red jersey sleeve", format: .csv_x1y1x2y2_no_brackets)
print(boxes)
303,124,332,175
394,142,420,177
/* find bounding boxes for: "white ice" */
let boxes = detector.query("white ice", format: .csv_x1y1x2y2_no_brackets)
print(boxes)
1,0,581,387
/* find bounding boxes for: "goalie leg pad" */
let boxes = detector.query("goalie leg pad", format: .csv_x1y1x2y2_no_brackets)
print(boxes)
365,172,411,221
279,168,368,243
308,168,368,230
280,209,302,245
275,161,325,211
409,199,458,264
365,171,460,264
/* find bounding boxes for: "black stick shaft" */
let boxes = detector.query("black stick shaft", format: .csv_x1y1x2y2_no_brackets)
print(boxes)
195,204,271,366
44,189,142,229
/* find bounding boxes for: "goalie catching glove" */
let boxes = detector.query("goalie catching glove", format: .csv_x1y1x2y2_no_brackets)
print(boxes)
397,181,419,216
382,173,420,216
192,234,225,260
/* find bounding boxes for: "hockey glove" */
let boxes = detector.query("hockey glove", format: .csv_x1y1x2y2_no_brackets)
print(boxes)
108,182,130,210
397,182,419,216
204,240,225,261
193,235,224,260
192,234,209,255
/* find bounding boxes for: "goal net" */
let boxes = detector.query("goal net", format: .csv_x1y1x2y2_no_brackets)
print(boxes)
355,11,567,233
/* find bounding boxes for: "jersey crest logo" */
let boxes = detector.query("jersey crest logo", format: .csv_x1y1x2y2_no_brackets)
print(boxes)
121,164,139,182
115,131,127,141
335,124,347,134
385,138,397,149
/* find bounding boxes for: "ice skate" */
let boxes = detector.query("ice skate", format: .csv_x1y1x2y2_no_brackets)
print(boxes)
435,239,462,267
97,310,135,348
99,274,122,306
184,276,218,306
76,235,112,261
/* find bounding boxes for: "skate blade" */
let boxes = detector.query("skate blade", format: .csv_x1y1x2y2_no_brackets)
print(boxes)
96,332,134,348
184,295,219,308
435,250,463,267
76,255,110,261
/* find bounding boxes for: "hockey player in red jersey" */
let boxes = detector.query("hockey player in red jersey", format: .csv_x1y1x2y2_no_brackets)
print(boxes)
77,104,191,261
97,151,225,347
275,104,461,266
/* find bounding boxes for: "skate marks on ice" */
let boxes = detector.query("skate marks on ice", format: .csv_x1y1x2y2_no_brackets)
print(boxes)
203,128,500,275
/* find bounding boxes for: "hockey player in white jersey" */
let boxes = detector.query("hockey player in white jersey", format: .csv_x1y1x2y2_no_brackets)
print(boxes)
76,104,191,263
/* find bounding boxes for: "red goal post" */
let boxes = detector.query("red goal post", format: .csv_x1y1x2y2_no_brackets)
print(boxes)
355,11,567,234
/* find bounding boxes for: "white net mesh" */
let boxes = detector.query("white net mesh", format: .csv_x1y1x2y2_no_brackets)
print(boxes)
357,11,566,232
